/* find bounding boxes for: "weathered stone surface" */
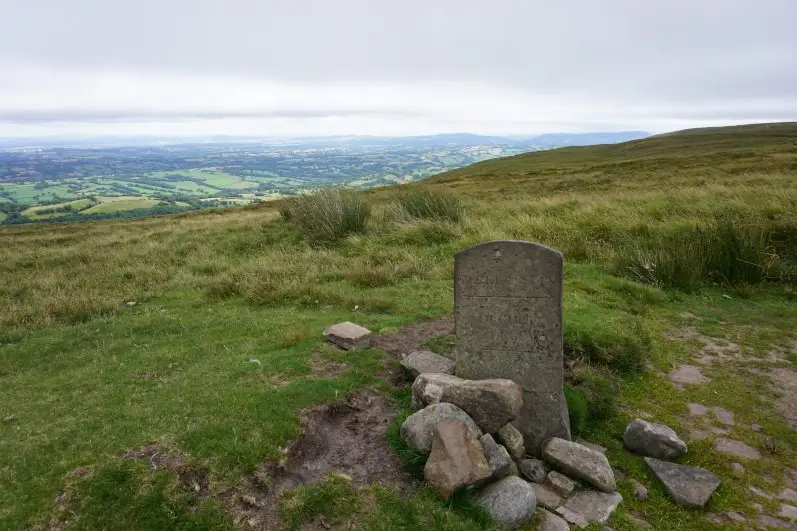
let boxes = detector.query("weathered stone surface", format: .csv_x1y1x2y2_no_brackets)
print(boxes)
780,488,797,503
623,419,688,460
400,350,455,378
542,438,616,492
538,509,570,531
411,373,523,433
480,434,512,481
400,403,482,454
779,504,797,520
630,479,648,501
546,470,575,497
731,462,746,476
532,483,563,510
424,420,491,499
323,322,372,350
627,514,653,528
497,423,526,461
562,490,623,524
454,241,570,455
518,458,548,483
473,476,537,530
576,438,607,455
758,514,794,529
645,457,720,507
669,364,710,388
556,506,589,529
715,437,761,460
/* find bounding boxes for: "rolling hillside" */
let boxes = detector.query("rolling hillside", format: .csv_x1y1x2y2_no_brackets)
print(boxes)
1,123,796,530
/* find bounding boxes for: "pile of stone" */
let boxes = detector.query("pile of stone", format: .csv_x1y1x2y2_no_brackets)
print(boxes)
399,361,624,530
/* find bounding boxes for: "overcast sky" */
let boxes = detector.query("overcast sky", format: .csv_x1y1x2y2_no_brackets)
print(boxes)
1,0,795,137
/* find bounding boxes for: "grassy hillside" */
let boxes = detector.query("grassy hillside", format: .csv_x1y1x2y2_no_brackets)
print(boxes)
1,123,796,530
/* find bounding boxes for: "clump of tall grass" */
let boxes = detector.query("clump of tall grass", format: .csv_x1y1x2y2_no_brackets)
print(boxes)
617,215,781,289
392,188,464,222
279,189,371,244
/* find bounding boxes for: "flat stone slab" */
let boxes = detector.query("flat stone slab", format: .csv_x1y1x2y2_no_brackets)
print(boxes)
400,350,455,378
645,457,720,507
561,490,623,524
715,437,761,460
545,470,575,497
670,365,710,388
555,506,589,529
779,504,797,520
780,488,797,503
323,322,372,350
424,420,491,499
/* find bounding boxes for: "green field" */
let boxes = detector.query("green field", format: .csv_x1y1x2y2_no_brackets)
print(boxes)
1,123,796,530
22,199,95,219
81,197,162,214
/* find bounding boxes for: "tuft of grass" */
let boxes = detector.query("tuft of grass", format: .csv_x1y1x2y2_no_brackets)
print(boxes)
280,189,371,244
280,474,361,531
423,333,456,356
393,188,464,222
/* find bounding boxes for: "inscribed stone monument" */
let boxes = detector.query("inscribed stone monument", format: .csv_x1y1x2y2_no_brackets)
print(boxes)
454,240,570,456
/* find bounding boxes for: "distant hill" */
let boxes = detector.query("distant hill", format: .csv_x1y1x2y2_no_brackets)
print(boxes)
518,131,650,147
425,122,797,192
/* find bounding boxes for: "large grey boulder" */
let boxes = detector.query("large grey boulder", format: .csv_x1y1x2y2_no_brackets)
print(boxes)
479,434,513,481
323,322,371,350
645,457,720,507
424,420,491,499
497,423,526,461
400,403,482,455
539,509,570,531
400,350,455,378
623,419,688,460
561,490,623,525
411,374,523,433
542,438,616,493
518,458,549,483
473,476,537,530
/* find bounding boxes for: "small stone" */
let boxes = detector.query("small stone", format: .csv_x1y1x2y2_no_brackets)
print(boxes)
400,403,482,454
715,437,761,460
627,514,653,528
400,350,455,378
125,301,137,307
545,471,575,498
479,434,512,481
623,419,688,460
758,514,794,529
645,457,720,508
630,479,648,501
240,494,259,507
751,423,763,432
670,365,710,388
542,438,616,493
411,374,523,433
556,506,589,529
323,322,372,350
532,483,563,510
749,486,773,499
711,407,735,426
3,414,17,423
538,509,570,531
750,502,765,512
424,420,491,499
725,512,746,522
518,458,548,483
779,504,797,520
731,462,746,476
561,490,623,525
473,476,536,530
688,402,709,415
496,423,525,461
779,488,797,503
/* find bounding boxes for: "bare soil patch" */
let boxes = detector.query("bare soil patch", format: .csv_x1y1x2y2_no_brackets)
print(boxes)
123,441,210,495
227,388,417,530
370,315,454,357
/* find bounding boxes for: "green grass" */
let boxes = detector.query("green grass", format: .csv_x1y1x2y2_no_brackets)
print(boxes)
22,199,94,219
1,122,796,529
280,188,371,244
81,197,162,214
